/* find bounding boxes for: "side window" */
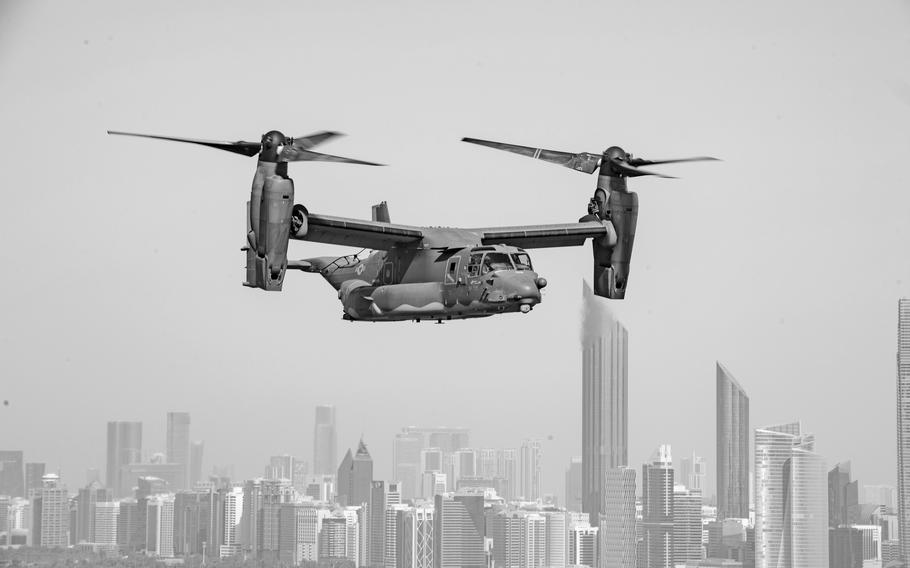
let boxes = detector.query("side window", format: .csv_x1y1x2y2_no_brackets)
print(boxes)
466,254,483,277
445,257,461,285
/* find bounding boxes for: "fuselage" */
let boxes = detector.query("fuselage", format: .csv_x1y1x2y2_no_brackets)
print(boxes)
306,228,545,322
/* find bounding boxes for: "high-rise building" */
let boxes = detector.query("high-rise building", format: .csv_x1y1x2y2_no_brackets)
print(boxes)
25,463,46,497
0,451,24,498
146,493,176,557
106,421,142,498
829,461,859,528
398,504,434,568
566,457,583,513
314,405,337,476
582,283,628,527
371,480,386,566
897,298,910,563
678,452,707,493
240,478,294,556
519,439,542,501
754,422,828,568
641,445,674,568
75,481,111,543
402,427,470,455
93,501,119,551
36,474,68,548
189,441,204,489
434,493,485,568
166,412,191,491
265,455,294,481
672,485,702,565
174,489,222,556
278,503,321,565
717,362,749,521
863,484,897,510
385,502,410,568
542,508,568,568
569,522,598,567
599,466,636,567
395,433,423,502
498,449,518,501
220,486,243,558
491,510,546,568
452,449,477,489
337,439,373,507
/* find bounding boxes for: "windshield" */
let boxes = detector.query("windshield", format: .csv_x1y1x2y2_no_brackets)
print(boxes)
482,253,514,274
511,253,532,271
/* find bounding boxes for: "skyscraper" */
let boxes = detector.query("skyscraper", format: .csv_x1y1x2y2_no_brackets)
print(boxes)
672,485,702,565
106,421,142,498
433,493,485,568
599,466,636,568
75,481,111,543
897,298,910,563
641,445,674,568
314,405,337,476
24,463,46,496
828,461,859,528
582,283,628,527
754,422,828,568
189,441,204,489
394,433,423,501
0,451,24,498
717,362,749,521
337,439,373,507
566,457,583,512
678,452,706,493
519,439,542,501
37,474,68,548
166,412,191,491
398,504,434,568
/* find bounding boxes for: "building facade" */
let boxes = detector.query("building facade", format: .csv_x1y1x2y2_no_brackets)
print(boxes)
897,298,910,562
717,362,749,521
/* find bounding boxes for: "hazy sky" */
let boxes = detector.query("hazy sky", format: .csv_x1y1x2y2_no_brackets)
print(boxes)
1,0,909,500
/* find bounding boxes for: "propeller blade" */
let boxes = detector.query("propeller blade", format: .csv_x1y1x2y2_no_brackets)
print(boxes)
283,149,384,166
626,156,719,167
289,131,344,150
107,130,262,157
462,138,600,174
611,159,676,179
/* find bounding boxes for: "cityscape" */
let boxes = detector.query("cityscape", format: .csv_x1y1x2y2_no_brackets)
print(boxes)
1,293,908,568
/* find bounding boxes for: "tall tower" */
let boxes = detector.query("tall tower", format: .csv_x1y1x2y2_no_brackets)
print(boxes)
37,474,68,548
433,493,485,568
582,282,628,526
314,405,337,476
337,439,373,507
394,432,423,501
106,421,142,498
897,298,910,563
0,451,24,498
519,439,542,501
641,445,674,568
717,362,749,521
166,412,191,491
754,422,828,568
599,466,636,567
189,441,204,489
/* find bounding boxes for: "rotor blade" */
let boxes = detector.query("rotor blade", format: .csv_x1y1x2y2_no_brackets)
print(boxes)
289,131,344,150
283,149,384,166
462,137,600,174
627,156,719,167
107,130,261,157
611,159,676,178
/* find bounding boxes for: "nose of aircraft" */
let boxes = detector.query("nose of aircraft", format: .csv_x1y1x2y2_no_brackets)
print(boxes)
494,271,542,305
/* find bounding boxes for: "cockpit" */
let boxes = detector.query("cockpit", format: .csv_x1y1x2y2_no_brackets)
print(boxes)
465,248,533,276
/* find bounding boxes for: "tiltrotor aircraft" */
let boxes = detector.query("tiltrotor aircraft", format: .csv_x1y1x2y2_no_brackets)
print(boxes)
108,130,716,322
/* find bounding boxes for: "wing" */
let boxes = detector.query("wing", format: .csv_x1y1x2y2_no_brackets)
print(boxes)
296,213,424,249
475,220,612,249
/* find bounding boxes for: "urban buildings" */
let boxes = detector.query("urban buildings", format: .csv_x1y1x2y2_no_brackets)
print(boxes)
565,457,582,512
166,412,191,491
582,283,628,527
434,493,485,568
641,445,674,568
313,405,337,476
717,362,749,521
518,439,542,501
0,451,24,498
598,466,636,567
106,421,142,498
754,422,828,567
337,439,373,507
897,297,910,562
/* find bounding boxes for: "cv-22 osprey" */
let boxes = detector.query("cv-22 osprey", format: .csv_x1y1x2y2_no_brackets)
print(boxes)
108,130,715,322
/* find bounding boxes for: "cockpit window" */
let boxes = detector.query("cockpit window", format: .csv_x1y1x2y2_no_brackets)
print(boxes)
482,253,514,274
511,253,532,271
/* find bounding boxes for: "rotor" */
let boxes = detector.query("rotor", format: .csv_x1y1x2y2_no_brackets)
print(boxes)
107,130,384,166
461,137,717,178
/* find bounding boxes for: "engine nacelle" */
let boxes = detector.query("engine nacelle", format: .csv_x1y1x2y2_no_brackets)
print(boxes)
591,188,638,299
243,174,294,291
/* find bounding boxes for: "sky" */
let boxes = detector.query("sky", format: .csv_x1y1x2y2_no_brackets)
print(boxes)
1,0,909,501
